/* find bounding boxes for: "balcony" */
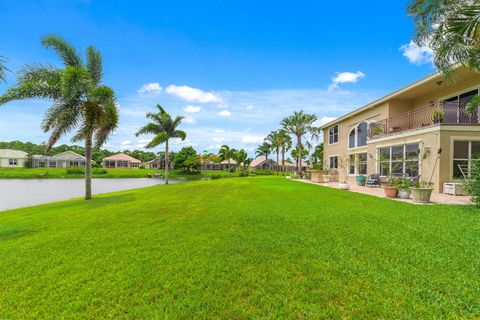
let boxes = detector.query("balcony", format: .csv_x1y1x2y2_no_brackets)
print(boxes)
368,101,480,139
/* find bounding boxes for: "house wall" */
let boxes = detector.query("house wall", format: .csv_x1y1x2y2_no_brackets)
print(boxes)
0,158,26,167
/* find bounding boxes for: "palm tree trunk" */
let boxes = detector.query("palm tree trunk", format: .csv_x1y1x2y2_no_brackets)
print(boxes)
84,132,93,200
281,146,285,175
165,140,169,184
228,159,231,176
276,150,279,175
296,136,301,175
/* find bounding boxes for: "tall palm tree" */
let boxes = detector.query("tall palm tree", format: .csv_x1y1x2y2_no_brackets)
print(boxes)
218,145,236,175
277,129,292,174
280,110,318,174
235,148,248,171
0,55,9,83
266,130,283,175
136,104,186,184
0,36,118,200
255,142,272,164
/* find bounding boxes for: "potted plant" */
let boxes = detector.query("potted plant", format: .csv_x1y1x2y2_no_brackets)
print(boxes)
432,109,444,124
397,178,412,199
372,125,383,136
356,175,366,186
383,177,399,198
411,181,434,203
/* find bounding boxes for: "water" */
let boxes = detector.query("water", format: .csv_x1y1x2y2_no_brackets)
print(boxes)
0,178,178,211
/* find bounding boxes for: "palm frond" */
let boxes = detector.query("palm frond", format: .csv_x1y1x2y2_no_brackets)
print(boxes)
135,123,162,136
146,132,169,148
0,55,10,83
466,95,480,115
171,130,187,140
86,46,103,85
41,35,82,67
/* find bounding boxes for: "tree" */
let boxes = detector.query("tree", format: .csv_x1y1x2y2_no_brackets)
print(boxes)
310,143,324,169
218,145,236,175
266,131,281,175
255,142,271,161
291,147,309,167
174,146,198,172
235,149,248,171
136,104,186,184
280,111,319,174
0,36,118,200
0,55,9,83
276,129,292,174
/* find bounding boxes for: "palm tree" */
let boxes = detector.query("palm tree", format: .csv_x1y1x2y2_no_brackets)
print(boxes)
0,55,9,83
280,110,318,174
235,149,248,171
136,104,186,184
266,131,282,175
255,142,272,163
277,130,292,174
0,36,118,200
219,145,236,175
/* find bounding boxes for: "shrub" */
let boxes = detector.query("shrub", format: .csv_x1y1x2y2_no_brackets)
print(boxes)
210,174,222,180
251,170,272,176
65,167,85,174
464,159,480,206
92,168,107,175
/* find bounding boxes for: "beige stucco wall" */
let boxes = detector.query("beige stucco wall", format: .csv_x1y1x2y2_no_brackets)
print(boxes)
0,158,25,168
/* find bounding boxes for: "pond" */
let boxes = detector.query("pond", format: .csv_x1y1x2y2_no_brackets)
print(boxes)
0,178,179,211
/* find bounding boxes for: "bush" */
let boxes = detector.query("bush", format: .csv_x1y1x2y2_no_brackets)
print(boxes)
210,174,222,180
65,167,85,174
251,170,273,176
92,168,107,175
238,171,250,177
464,159,480,206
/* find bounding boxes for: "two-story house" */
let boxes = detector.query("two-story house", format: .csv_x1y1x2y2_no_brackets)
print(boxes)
321,67,480,193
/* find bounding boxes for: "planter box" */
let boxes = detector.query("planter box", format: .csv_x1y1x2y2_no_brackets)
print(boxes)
384,186,398,198
398,189,411,199
356,175,366,186
310,170,324,183
411,188,433,203
443,182,466,196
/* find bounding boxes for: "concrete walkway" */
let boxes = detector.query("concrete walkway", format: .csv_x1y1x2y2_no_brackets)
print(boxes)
295,179,472,205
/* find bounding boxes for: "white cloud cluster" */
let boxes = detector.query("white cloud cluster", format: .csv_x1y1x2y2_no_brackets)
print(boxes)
137,83,162,94
166,85,222,103
241,135,264,144
329,71,365,91
184,105,201,113
183,116,197,124
313,116,337,127
218,110,232,117
400,40,434,65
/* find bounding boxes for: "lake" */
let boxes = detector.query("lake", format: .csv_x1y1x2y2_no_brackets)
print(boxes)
0,178,178,211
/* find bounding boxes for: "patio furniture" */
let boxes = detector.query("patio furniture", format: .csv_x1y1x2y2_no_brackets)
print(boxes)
443,182,467,196
366,174,381,187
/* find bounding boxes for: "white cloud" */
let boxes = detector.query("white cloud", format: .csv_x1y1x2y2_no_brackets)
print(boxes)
137,83,162,94
121,140,131,145
213,129,226,133
241,135,264,144
207,144,222,150
184,105,201,113
313,116,337,127
120,145,132,150
400,40,434,65
165,85,222,103
138,138,151,144
329,71,365,90
245,104,254,111
183,116,197,124
135,143,147,149
218,110,232,117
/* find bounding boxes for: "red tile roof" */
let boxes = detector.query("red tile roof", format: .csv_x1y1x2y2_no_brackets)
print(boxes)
103,153,142,163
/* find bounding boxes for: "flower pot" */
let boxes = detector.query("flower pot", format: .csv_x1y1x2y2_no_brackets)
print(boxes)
383,186,398,198
356,175,366,186
411,188,433,203
398,189,411,199
338,182,350,190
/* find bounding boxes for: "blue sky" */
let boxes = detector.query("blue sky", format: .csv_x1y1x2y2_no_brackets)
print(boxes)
0,0,435,155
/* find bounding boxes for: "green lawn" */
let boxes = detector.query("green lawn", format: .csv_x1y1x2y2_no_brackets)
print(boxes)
0,167,235,179
1,177,479,318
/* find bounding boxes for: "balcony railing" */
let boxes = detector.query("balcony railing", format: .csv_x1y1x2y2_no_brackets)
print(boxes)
368,101,480,139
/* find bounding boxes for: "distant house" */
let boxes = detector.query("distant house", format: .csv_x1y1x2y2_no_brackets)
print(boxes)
249,157,278,171
146,159,174,170
220,159,237,170
279,161,309,172
32,151,87,168
102,153,142,169
0,149,28,168
201,160,221,170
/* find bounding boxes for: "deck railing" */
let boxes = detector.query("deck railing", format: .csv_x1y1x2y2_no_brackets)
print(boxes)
368,101,480,139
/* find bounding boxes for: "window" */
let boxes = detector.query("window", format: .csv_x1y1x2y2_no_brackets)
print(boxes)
443,89,479,123
348,121,368,148
349,129,356,148
8,159,17,166
329,156,338,169
357,153,367,175
453,140,480,179
48,161,57,168
349,154,356,175
329,125,338,144
378,144,419,177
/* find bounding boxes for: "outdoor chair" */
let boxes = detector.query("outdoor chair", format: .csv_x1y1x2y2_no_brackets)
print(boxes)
366,174,381,187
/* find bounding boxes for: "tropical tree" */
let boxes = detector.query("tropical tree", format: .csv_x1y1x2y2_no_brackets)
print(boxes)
255,142,272,161
218,145,236,175
0,36,118,200
136,104,186,184
310,143,324,169
408,0,480,113
0,55,9,82
280,111,319,174
266,131,281,174
235,148,248,171
276,129,292,174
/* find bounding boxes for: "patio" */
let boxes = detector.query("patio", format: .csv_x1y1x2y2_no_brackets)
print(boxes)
295,179,472,205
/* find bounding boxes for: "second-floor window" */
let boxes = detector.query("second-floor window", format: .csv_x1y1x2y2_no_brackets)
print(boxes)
329,125,338,144
348,121,368,148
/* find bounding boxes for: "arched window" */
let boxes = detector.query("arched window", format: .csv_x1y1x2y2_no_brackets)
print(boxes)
357,122,368,147
349,129,356,148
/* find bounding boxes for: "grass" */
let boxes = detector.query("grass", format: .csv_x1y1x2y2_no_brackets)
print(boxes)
0,167,243,179
1,177,479,318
